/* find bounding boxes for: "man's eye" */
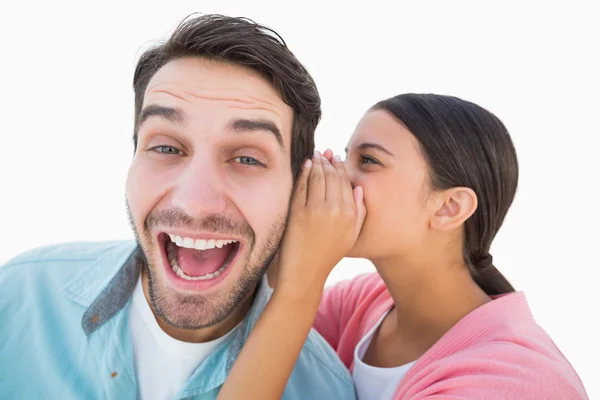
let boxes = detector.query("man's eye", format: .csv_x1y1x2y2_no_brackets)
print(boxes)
232,156,265,167
151,146,183,155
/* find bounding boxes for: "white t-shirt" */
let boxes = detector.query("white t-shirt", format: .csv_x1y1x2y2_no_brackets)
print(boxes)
129,275,238,400
353,310,416,400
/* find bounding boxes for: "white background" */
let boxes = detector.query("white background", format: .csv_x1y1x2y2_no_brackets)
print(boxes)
0,1,598,397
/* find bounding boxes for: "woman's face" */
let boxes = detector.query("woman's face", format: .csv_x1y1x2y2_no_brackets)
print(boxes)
344,110,434,260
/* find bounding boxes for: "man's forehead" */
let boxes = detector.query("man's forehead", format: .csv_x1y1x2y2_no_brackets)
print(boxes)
142,58,294,139
145,59,288,114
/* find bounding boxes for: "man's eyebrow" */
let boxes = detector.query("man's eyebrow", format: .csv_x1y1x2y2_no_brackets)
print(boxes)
228,118,285,150
137,105,186,128
345,142,395,157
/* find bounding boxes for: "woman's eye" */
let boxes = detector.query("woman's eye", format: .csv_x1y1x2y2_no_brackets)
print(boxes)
151,145,183,155
361,155,379,165
233,156,265,167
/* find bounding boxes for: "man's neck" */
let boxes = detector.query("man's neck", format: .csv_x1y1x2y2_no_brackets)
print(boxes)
141,268,255,343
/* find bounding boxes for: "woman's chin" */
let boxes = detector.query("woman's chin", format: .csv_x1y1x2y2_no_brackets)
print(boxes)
346,240,368,259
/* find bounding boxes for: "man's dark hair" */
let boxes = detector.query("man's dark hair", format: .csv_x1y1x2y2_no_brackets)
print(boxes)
133,14,321,180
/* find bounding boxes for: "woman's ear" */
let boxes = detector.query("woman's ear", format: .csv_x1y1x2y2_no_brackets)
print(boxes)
429,187,478,231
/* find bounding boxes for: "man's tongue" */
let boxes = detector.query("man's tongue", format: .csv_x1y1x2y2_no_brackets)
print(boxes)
177,246,230,277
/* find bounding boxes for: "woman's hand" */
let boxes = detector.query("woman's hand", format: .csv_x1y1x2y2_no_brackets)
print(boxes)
217,151,365,400
275,151,366,302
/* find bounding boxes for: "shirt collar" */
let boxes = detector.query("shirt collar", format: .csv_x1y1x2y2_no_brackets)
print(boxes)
66,241,274,337
65,241,275,394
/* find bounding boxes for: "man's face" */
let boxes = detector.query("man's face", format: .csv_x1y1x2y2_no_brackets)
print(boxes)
126,57,294,329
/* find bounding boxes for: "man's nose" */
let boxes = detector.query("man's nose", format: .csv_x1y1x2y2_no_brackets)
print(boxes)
171,157,228,217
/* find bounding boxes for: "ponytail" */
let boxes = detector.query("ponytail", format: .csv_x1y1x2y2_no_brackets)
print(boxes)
468,253,515,296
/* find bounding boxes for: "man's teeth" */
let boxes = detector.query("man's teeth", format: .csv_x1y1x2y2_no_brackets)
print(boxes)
168,234,238,250
166,243,228,281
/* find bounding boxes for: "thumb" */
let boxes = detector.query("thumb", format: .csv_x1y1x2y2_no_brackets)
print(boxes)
353,186,366,239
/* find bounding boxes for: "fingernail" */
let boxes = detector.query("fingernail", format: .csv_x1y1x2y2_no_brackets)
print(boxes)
314,151,321,159
333,155,341,162
304,159,312,168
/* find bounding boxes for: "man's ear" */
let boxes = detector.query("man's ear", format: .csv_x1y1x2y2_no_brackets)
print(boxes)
429,187,478,231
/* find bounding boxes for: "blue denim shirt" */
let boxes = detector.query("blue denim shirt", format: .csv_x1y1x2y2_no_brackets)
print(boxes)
0,241,355,399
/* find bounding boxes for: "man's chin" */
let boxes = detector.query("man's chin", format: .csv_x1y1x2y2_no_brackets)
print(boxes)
136,228,276,331
146,274,237,330
143,255,262,331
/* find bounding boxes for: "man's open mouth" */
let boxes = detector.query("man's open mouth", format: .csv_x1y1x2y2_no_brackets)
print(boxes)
158,232,241,282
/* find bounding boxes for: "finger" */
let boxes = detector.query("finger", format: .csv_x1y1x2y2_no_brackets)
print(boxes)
292,158,312,209
332,154,354,207
353,186,367,238
307,152,326,205
323,154,341,203
323,149,334,163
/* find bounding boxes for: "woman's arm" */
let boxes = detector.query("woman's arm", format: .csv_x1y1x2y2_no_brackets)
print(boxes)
217,152,365,400
217,275,322,399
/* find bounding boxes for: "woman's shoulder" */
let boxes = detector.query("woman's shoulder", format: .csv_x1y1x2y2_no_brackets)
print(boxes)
396,292,589,399
399,339,588,399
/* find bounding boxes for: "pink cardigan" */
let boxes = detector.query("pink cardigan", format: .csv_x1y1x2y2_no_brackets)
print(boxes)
313,273,588,399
